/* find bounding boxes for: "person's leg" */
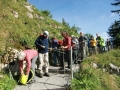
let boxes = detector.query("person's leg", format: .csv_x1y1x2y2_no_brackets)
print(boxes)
38,53,44,77
94,46,97,54
31,55,38,82
57,51,61,65
82,46,85,60
98,46,101,53
53,51,57,65
79,45,83,59
59,51,64,69
91,47,93,55
92,46,95,55
66,50,70,68
43,53,49,76
72,50,75,64
89,47,92,56
74,49,78,64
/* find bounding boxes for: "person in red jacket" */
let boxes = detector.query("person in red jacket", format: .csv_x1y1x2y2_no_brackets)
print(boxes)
59,31,71,70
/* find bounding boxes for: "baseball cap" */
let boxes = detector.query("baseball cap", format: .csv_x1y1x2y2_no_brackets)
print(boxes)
43,31,49,36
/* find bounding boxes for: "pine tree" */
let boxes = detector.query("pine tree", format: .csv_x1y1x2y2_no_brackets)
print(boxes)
107,0,120,47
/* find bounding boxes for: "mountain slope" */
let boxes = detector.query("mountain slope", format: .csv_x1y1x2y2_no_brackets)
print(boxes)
0,0,78,52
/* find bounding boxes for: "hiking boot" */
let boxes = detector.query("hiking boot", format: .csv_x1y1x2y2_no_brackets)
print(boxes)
74,61,78,64
65,66,70,69
59,67,64,70
39,73,43,78
44,73,49,77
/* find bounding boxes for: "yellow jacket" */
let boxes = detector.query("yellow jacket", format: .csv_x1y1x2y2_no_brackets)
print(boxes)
90,39,96,46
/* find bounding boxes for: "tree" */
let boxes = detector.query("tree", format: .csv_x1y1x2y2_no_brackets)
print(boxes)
84,33,92,39
107,0,120,47
111,0,120,14
71,24,81,33
107,21,120,46
62,18,70,27
41,10,52,18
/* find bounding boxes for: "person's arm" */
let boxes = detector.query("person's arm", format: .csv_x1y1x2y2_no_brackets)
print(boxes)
19,60,24,75
84,36,87,40
25,59,31,75
35,36,46,48
35,36,41,47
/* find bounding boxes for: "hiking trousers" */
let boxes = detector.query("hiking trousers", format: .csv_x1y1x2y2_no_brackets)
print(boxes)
38,53,49,74
31,55,38,81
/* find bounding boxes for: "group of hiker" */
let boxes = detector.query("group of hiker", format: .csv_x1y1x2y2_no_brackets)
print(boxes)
16,30,112,85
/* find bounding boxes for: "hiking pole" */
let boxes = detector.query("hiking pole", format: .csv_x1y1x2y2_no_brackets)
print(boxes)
70,46,73,80
63,49,65,74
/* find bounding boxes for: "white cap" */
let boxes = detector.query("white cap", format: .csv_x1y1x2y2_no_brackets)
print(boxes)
17,51,26,60
43,31,49,36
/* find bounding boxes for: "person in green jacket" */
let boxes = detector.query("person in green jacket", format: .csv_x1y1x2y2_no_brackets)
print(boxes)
101,37,106,52
96,33,102,53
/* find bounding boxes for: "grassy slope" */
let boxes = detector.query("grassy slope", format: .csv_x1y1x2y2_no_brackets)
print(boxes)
71,49,120,90
0,0,78,89
1,0,120,90
0,0,78,52
0,72,16,90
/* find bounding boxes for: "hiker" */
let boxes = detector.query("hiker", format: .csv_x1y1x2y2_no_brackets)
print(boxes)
59,31,71,70
17,49,38,85
89,35,97,55
96,33,102,53
51,36,59,66
57,40,63,66
78,32,87,62
105,39,111,51
71,35,79,64
35,30,51,78
101,37,106,52
87,38,91,56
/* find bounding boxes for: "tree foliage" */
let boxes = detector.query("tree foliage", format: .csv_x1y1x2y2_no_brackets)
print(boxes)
71,24,81,33
107,0,120,47
62,18,69,27
84,33,93,39
41,10,52,18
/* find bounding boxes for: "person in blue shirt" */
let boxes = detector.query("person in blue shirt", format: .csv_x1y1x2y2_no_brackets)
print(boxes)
78,32,87,62
35,31,51,78
51,36,59,66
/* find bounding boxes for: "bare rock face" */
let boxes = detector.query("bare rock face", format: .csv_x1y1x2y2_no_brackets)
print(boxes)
25,5,33,12
26,12,33,18
0,47,19,75
12,10,19,18
92,62,98,68
109,63,120,75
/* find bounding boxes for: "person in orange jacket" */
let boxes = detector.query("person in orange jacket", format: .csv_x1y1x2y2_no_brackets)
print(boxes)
89,35,97,55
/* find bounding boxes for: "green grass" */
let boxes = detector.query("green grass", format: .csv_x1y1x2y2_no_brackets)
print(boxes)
70,49,120,90
0,0,79,52
0,72,17,90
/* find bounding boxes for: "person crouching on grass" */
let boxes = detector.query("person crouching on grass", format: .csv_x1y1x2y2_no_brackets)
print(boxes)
17,49,38,85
